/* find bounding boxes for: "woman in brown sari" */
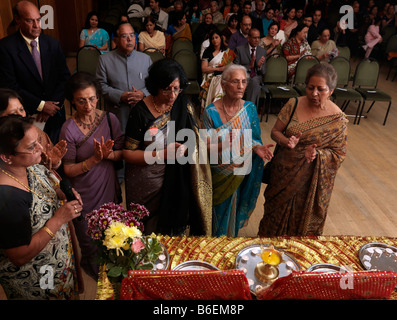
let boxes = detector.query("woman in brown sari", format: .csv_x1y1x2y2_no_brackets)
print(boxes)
258,63,348,236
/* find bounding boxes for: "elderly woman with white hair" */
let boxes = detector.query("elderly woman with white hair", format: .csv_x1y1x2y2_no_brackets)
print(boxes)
202,64,274,237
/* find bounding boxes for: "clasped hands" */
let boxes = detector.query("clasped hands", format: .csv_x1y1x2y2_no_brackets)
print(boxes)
93,136,115,163
286,132,317,163
121,86,144,106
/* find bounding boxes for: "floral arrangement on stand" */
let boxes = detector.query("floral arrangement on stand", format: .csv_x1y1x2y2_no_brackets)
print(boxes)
86,202,163,298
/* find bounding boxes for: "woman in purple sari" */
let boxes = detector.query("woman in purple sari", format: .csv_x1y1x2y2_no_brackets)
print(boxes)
60,72,124,280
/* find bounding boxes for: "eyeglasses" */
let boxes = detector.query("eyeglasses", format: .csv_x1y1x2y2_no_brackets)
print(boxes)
74,96,98,106
226,79,248,86
15,141,42,155
161,88,183,95
119,33,135,40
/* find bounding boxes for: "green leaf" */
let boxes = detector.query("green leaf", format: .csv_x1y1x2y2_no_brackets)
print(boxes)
107,266,122,278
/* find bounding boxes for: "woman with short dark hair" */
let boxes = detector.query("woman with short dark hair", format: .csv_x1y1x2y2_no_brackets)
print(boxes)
123,59,212,236
0,115,82,299
258,63,348,236
60,72,124,280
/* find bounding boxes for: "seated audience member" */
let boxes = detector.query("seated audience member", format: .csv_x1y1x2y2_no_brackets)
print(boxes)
193,12,217,51
311,28,338,62
138,16,166,54
200,29,236,108
128,0,169,31
280,7,298,39
0,115,82,300
221,0,233,20
382,4,397,28
123,59,212,236
307,8,326,44
202,1,224,24
283,23,312,79
225,1,241,23
228,15,252,51
259,21,282,57
79,11,109,53
60,72,124,280
222,14,239,45
0,88,66,171
262,6,275,36
250,0,266,34
234,28,266,105
166,11,192,53
167,1,185,28
363,17,383,59
186,1,201,24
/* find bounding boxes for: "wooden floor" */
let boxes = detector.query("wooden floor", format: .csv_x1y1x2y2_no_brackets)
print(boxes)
1,57,396,300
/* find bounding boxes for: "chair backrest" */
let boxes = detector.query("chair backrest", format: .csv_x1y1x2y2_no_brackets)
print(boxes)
337,46,351,61
173,49,198,80
293,55,320,85
353,58,379,88
386,35,397,54
76,45,101,75
381,26,397,47
263,54,288,83
143,48,165,63
171,38,194,57
330,56,351,86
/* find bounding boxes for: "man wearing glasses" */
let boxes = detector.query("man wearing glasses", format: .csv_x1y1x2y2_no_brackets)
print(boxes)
96,21,152,133
0,1,70,144
228,15,252,51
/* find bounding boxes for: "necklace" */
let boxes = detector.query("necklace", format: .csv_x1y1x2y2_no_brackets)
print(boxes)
75,112,99,130
152,96,173,114
0,168,56,203
222,97,242,121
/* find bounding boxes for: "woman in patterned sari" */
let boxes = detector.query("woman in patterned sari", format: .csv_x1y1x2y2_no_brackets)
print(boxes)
123,59,212,236
258,63,348,236
200,29,236,109
203,64,274,237
0,116,82,299
60,72,124,280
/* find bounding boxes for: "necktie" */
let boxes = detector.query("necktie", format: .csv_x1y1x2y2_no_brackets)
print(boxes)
31,40,42,79
250,48,256,78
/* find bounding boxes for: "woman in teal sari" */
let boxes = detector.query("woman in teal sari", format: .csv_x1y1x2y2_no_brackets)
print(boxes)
202,64,274,237
79,11,109,54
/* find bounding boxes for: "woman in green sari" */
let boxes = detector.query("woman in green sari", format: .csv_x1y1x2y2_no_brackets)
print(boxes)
202,64,274,237
258,63,348,236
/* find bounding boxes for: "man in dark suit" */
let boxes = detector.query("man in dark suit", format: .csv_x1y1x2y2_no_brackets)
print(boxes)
233,28,266,106
0,1,70,144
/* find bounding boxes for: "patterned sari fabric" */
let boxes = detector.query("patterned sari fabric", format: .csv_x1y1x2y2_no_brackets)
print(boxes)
203,101,264,237
80,28,109,53
199,48,236,109
258,99,348,236
282,37,312,78
0,165,78,300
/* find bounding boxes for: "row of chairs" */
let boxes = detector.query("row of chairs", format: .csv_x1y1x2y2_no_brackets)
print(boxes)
259,54,392,126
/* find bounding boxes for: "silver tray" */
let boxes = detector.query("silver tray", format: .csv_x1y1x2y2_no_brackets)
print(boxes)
306,263,350,273
153,243,170,271
358,242,397,272
172,260,219,271
234,244,301,295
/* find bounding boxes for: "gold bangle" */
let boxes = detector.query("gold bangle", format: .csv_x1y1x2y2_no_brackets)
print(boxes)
43,226,55,238
82,160,90,172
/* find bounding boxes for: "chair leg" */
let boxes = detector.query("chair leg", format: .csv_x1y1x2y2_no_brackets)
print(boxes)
266,98,271,122
342,100,350,112
383,101,392,125
366,101,376,113
356,101,364,125
386,65,391,80
260,96,265,122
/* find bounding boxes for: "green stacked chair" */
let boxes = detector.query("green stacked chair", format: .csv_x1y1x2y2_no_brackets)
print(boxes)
353,59,392,125
293,55,320,95
173,49,200,96
259,54,299,122
330,56,363,124
171,38,194,58
143,48,165,63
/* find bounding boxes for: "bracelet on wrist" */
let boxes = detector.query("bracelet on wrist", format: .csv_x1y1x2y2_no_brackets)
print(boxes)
43,225,55,238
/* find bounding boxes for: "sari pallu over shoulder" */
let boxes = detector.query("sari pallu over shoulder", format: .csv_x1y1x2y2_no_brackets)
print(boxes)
260,112,348,236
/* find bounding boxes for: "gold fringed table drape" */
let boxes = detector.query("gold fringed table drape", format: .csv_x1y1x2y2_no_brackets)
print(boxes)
96,235,397,300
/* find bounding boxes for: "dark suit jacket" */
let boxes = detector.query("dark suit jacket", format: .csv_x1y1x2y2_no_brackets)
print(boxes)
0,31,70,143
233,43,267,77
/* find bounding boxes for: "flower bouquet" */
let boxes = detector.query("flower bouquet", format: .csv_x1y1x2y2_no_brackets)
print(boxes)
86,202,163,298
